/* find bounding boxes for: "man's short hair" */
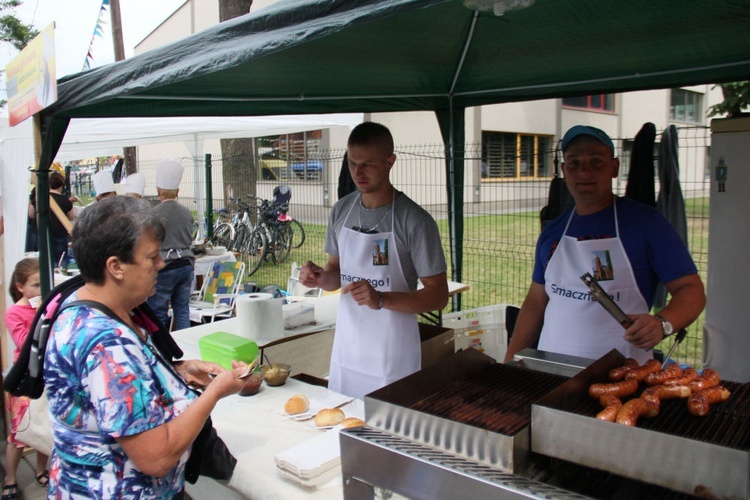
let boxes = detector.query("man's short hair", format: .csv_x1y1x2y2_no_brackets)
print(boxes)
347,122,394,155
49,172,65,190
157,187,179,200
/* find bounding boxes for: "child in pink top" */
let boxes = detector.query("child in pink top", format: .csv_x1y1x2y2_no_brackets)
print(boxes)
3,258,49,499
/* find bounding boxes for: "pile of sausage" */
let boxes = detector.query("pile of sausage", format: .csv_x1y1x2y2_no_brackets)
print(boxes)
588,359,731,426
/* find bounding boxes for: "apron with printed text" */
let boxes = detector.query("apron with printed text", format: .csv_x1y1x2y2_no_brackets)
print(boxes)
329,196,420,399
538,199,652,364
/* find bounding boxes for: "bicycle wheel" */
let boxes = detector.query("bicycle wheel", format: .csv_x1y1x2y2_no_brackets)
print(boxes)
241,227,268,277
289,219,306,248
271,222,293,264
212,223,234,249
263,224,276,263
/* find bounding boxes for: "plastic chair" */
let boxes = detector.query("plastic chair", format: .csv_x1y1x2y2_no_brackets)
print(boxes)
189,260,245,323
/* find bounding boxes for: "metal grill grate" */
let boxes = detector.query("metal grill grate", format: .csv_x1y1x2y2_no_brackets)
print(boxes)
410,363,567,435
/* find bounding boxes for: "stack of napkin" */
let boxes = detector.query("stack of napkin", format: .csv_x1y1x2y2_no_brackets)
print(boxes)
274,428,341,487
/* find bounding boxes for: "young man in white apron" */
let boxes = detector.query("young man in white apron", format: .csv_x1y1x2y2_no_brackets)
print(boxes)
504,125,705,363
299,122,448,399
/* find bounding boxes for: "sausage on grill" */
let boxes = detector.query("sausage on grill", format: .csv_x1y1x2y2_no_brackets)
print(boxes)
641,384,691,405
664,367,699,387
688,385,731,417
689,368,721,392
644,363,683,386
624,359,662,382
589,379,639,399
607,358,640,382
595,394,622,422
615,397,660,426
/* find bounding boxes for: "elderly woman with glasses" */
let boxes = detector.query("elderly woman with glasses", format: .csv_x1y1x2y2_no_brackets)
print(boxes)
44,196,250,498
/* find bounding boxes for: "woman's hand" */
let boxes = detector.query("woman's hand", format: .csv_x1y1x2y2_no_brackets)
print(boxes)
204,361,253,399
175,359,225,388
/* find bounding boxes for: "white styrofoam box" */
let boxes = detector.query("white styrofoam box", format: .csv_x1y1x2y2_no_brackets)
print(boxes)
443,304,511,362
282,301,316,329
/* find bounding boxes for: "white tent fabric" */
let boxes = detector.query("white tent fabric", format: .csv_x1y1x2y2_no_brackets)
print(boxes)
0,112,361,365
53,114,362,161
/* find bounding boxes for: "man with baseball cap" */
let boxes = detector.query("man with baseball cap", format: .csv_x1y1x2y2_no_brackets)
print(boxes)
147,159,195,331
505,125,705,364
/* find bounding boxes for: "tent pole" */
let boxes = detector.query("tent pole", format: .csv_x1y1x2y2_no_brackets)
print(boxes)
436,102,465,313
205,154,214,240
33,113,54,296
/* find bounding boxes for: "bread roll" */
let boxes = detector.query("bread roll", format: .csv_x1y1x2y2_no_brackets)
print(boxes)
340,417,365,429
314,408,345,427
284,394,310,415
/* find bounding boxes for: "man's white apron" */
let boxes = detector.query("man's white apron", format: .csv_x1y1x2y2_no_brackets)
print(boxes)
538,199,652,364
328,195,420,399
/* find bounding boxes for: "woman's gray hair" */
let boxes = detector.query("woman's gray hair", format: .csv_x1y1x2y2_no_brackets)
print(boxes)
72,196,166,285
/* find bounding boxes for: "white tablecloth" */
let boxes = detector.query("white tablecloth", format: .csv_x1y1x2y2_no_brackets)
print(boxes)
177,332,354,500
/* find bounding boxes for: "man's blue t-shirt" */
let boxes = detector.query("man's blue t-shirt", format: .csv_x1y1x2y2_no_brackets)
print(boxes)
532,197,698,308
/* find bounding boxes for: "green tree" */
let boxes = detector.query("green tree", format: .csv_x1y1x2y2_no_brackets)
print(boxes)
1,0,36,49
218,0,256,207
708,81,750,118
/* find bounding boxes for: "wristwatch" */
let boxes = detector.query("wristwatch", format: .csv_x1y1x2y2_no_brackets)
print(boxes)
654,314,674,337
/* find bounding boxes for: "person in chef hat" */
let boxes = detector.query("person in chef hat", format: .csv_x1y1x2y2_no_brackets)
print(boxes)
147,159,195,331
92,170,117,201
122,172,146,199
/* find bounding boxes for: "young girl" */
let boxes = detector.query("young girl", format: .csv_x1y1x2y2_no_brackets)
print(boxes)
3,258,49,500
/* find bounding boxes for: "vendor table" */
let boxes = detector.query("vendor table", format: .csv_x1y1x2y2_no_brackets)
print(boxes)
176,321,355,500
418,280,471,326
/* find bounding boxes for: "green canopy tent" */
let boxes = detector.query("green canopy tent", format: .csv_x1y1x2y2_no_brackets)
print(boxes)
33,0,750,295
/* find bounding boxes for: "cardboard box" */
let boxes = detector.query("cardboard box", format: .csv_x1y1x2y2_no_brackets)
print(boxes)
199,331,259,370
419,323,455,369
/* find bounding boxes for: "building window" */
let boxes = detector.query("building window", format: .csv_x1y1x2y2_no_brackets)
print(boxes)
255,130,324,182
562,94,615,112
670,89,703,123
482,132,553,180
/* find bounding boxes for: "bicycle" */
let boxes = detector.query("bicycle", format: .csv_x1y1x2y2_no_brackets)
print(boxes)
271,185,306,249
247,195,293,266
225,197,268,277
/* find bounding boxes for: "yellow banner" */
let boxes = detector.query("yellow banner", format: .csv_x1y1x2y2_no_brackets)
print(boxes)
6,23,57,127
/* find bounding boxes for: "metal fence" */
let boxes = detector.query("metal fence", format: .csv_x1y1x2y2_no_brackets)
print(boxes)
139,125,712,366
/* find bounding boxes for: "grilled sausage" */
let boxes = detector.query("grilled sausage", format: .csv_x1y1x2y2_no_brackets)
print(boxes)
688,368,721,392
624,359,662,382
644,363,683,386
688,386,731,417
595,394,622,422
641,384,691,405
607,358,640,382
588,378,639,399
615,397,660,426
663,367,699,387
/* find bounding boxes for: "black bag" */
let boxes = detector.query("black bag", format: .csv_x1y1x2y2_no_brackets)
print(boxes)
540,148,575,230
184,415,237,484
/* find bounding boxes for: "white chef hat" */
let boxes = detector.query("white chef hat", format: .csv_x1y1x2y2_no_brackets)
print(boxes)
92,170,116,196
155,159,184,189
122,172,146,196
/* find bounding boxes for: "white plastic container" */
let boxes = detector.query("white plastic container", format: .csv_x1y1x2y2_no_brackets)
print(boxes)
443,304,510,362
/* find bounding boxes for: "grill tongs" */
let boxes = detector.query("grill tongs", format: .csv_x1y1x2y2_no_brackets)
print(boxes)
580,272,633,329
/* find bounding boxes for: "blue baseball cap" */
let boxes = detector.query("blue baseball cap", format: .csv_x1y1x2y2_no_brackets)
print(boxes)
561,125,615,153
